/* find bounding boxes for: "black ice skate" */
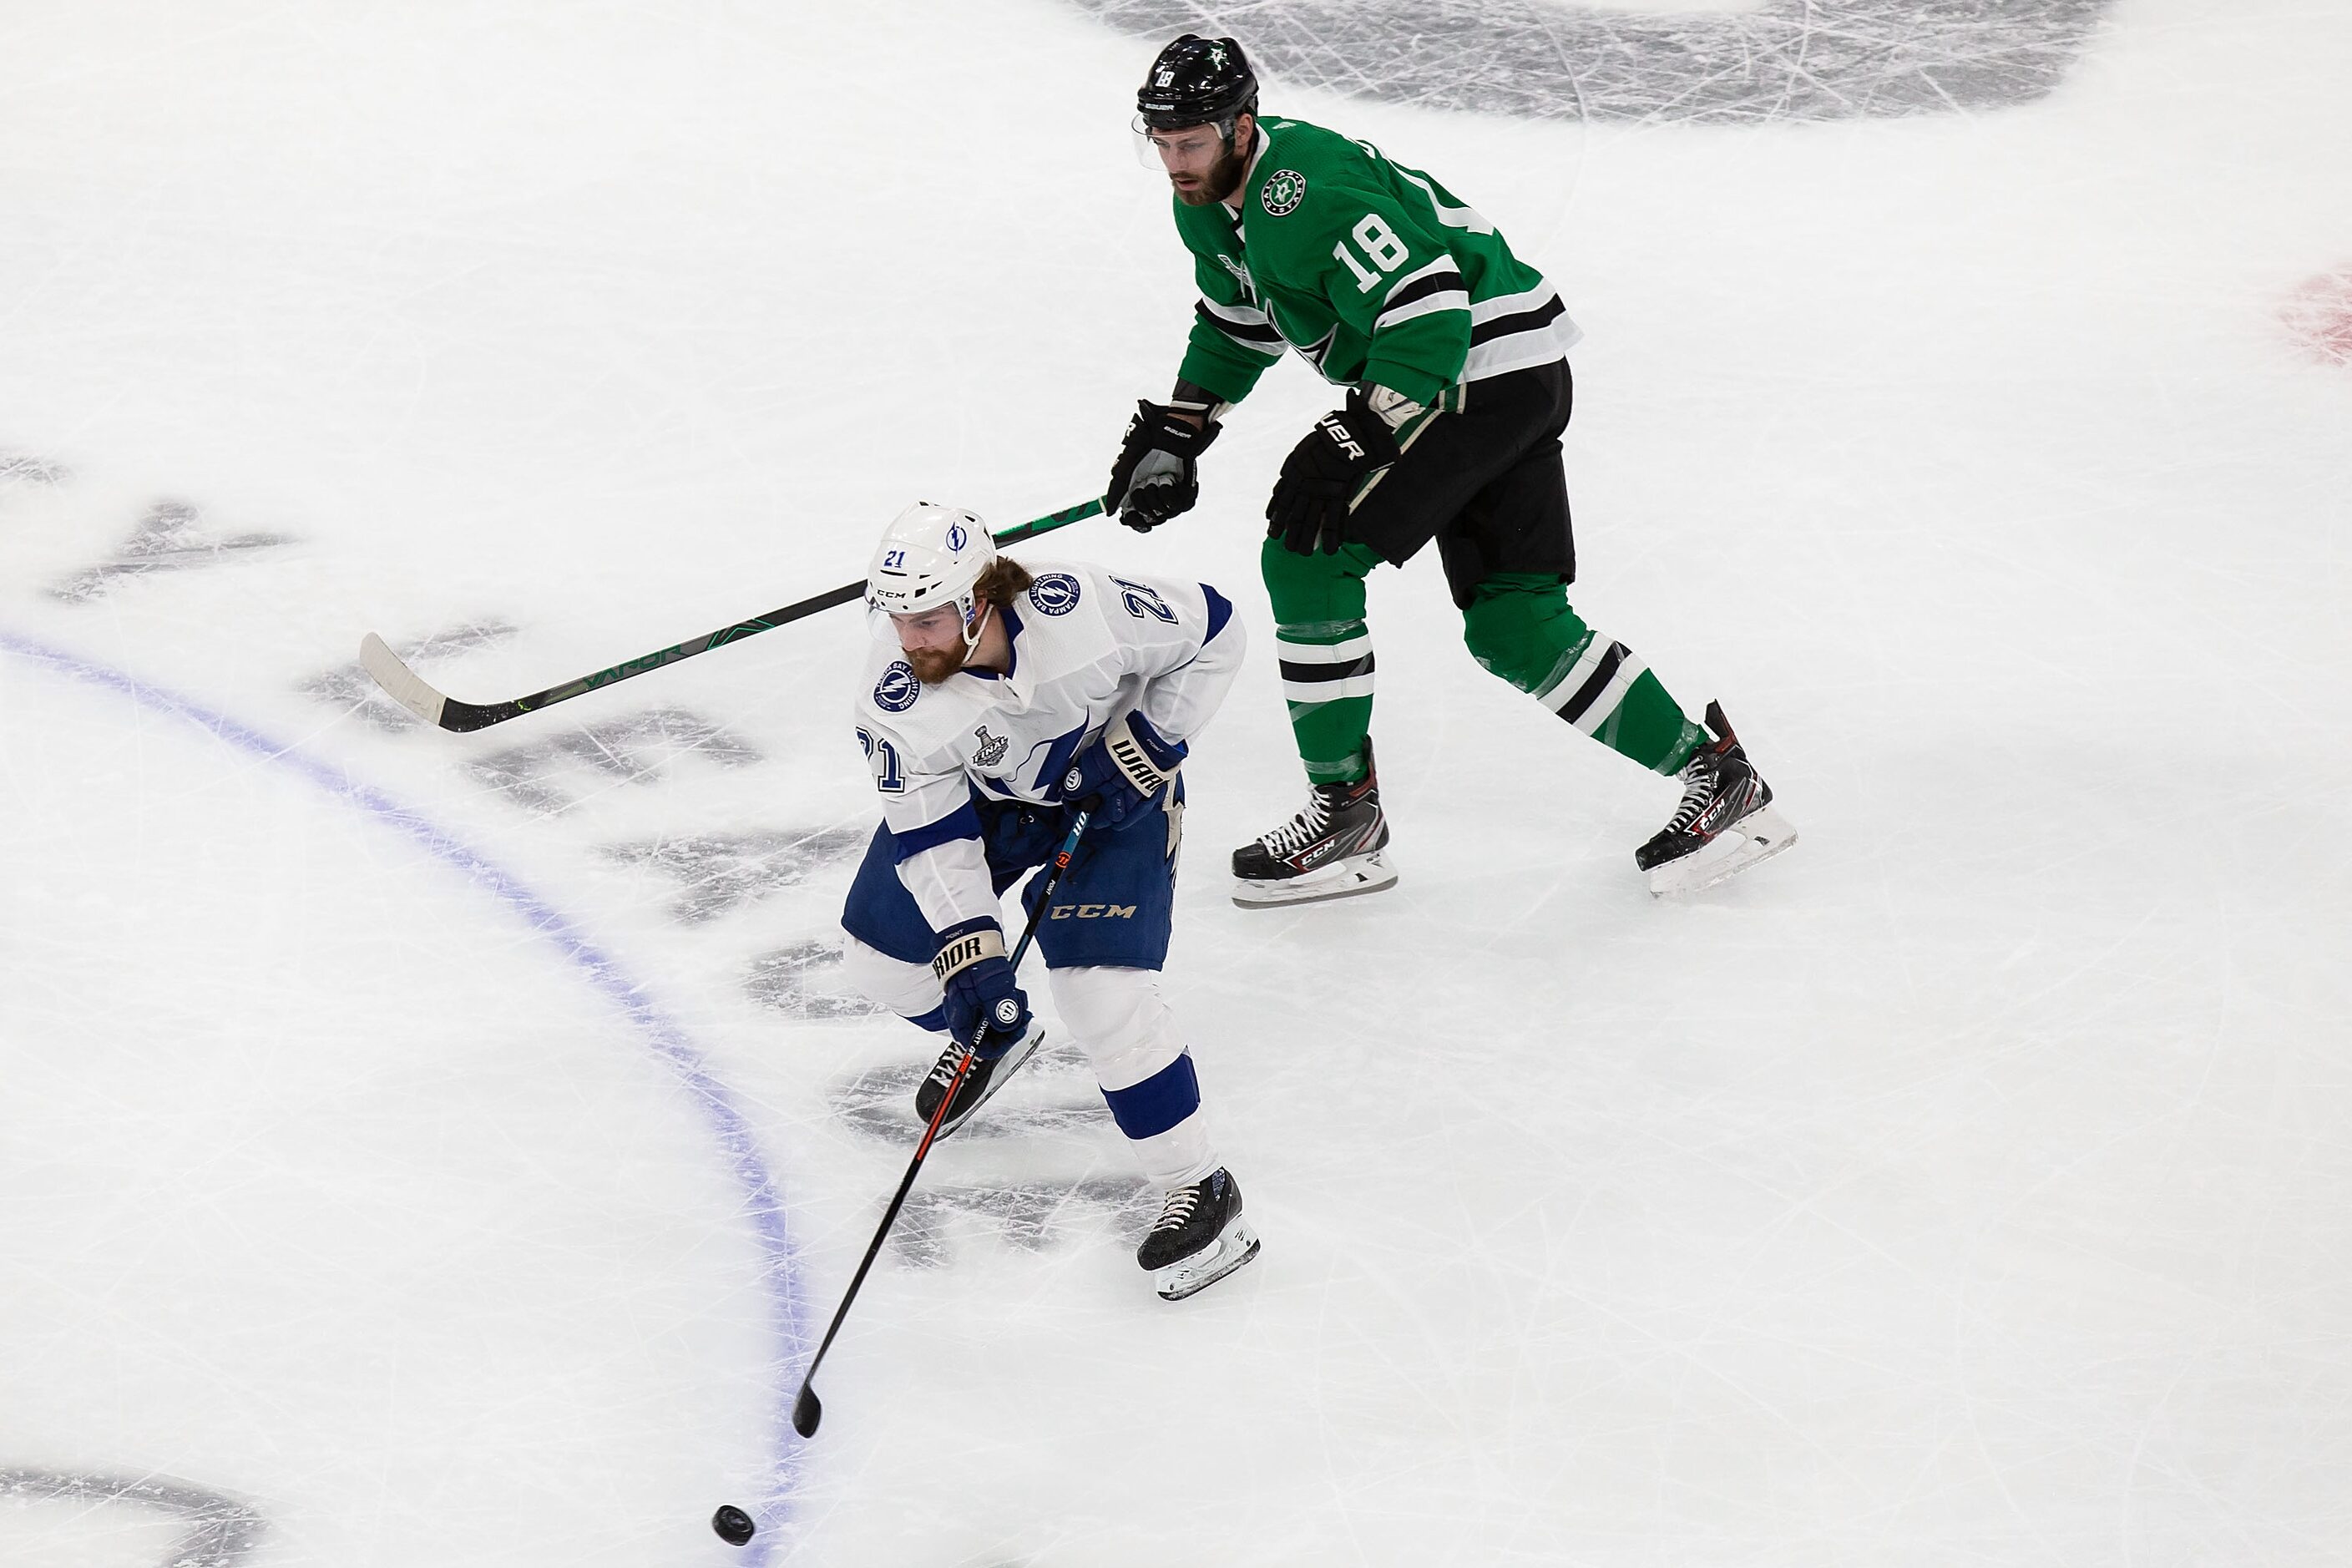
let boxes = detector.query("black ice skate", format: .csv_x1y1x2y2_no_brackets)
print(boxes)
913,1023,1044,1140
1230,741,1397,908
1137,1167,1261,1301
1636,700,1797,897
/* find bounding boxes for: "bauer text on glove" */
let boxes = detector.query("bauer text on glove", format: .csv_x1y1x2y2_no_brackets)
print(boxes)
1265,386,1406,555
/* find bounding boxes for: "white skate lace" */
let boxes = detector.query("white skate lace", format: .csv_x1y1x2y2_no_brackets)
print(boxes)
1150,1185,1201,1233
1663,753,1721,835
926,1046,968,1089
1257,789,1334,857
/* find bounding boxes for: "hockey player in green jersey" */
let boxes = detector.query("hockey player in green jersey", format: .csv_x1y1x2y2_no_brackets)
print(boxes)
1101,34,1796,903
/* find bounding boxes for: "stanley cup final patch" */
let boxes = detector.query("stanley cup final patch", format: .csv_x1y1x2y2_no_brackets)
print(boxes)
1262,169,1307,216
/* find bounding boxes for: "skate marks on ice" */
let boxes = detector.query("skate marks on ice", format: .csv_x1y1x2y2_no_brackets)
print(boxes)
0,629,817,1544
889,1177,1156,1268
1071,0,2117,122
301,629,881,1016
47,498,296,603
458,706,764,815
608,827,871,925
0,1468,266,1568
827,1049,1121,1146
1,450,71,487
3,458,295,603
23,458,866,1015
827,1050,1154,1267
300,630,767,812
332,630,766,812
746,938,887,1019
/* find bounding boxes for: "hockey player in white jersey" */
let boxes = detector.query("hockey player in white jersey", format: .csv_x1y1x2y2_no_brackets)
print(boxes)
837,501,1260,1301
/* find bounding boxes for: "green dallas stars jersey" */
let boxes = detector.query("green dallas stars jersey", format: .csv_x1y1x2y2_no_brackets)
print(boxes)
1172,117,1581,411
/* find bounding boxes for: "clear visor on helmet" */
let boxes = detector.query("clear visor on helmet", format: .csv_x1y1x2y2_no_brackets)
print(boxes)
867,593,983,650
1132,116,1232,172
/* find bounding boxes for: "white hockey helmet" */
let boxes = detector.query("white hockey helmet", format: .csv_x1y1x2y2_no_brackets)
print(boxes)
867,501,997,646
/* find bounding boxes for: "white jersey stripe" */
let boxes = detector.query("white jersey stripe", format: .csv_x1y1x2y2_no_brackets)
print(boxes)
1274,633,1374,664
1382,255,1462,301
1201,296,1275,329
1469,282,1563,323
1375,290,1472,331
1459,276,1585,382
1565,657,1648,737
1284,673,1377,703
1536,631,1613,707
1465,318,1583,381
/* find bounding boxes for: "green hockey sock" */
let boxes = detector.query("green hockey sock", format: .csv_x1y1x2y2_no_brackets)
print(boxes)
1261,538,1383,783
1461,574,1707,776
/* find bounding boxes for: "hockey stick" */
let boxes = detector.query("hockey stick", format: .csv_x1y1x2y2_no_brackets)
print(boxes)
791,809,1090,1441
359,497,1105,733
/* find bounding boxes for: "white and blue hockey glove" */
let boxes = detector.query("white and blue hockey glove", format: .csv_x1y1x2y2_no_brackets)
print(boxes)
1057,711,1185,831
932,919,1032,1060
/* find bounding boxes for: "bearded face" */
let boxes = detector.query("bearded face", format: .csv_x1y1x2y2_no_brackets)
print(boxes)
905,641,972,685
891,601,986,685
1151,116,1253,206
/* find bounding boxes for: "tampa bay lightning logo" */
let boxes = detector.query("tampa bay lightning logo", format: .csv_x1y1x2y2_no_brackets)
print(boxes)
873,660,919,712
945,522,968,552
1027,573,1082,616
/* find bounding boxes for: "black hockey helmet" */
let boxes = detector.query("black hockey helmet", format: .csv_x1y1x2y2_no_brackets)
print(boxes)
1136,34,1258,132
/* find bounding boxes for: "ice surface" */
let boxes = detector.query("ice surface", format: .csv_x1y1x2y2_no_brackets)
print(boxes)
3,2,2350,1565
1075,0,2121,121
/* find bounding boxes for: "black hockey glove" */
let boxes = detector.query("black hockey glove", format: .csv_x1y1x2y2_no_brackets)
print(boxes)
1104,401,1222,531
1266,387,1401,555
932,919,1032,1061
1056,711,1186,832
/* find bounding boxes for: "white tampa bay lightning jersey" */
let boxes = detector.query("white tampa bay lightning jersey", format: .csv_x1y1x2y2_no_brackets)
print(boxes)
852,557,1247,935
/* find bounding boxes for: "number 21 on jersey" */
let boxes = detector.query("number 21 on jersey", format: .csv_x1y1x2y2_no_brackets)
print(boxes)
857,726,905,792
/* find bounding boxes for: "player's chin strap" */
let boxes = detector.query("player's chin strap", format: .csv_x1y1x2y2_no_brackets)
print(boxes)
959,597,995,659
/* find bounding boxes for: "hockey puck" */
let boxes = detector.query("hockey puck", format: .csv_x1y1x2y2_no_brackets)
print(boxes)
711,1504,756,1546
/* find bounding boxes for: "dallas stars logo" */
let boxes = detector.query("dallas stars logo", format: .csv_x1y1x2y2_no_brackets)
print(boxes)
1262,169,1307,217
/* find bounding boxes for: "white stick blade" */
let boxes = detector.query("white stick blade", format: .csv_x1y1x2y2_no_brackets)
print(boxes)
358,633,448,726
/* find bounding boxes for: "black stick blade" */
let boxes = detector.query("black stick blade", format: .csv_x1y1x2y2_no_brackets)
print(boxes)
792,1382,822,1439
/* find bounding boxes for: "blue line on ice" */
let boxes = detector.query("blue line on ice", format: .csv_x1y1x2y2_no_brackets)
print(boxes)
0,626,808,1555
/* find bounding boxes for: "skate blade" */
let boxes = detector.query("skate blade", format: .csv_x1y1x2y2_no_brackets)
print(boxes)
1647,807,1797,898
932,1025,1044,1140
1153,1221,1261,1302
1231,850,1398,909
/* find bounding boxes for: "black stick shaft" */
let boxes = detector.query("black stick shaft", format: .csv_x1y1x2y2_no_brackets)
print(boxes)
791,812,1091,1439
432,498,1103,731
